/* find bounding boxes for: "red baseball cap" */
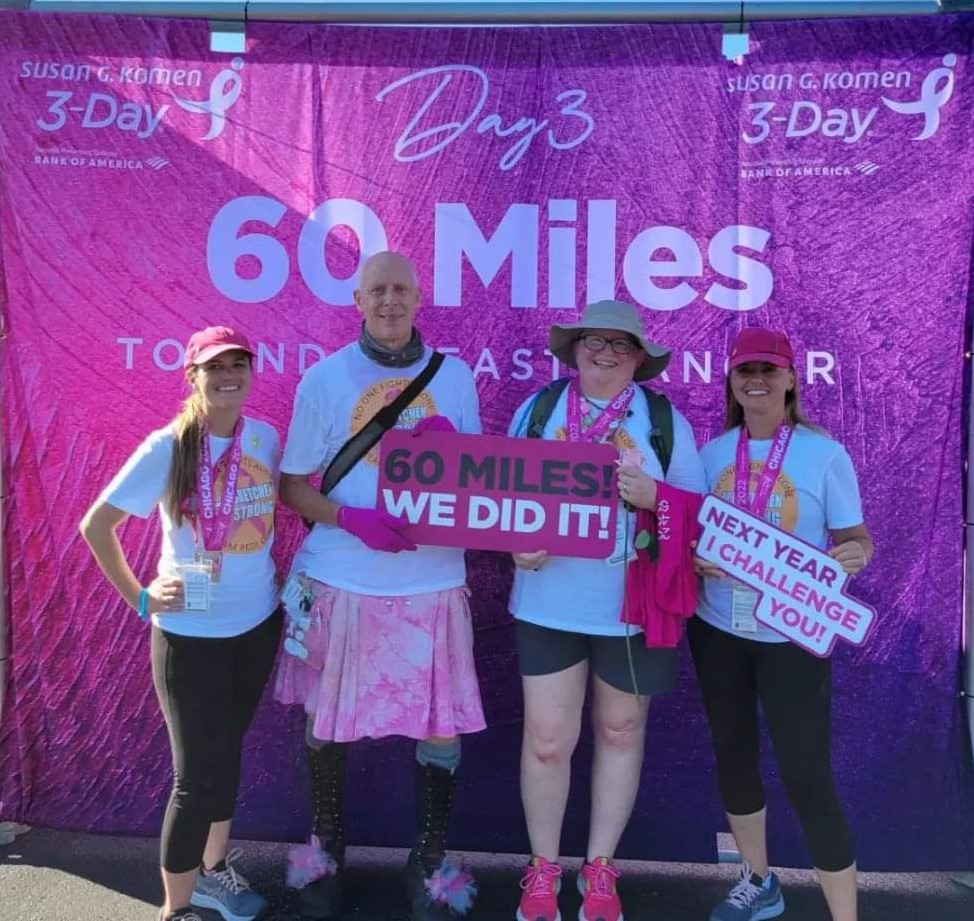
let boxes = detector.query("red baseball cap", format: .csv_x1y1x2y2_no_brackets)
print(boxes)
728,328,793,370
184,326,255,369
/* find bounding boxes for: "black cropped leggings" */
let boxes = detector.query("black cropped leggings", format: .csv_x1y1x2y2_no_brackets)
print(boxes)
687,616,854,872
150,609,282,873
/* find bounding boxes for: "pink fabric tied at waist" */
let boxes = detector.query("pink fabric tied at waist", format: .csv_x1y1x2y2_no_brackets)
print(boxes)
621,482,704,647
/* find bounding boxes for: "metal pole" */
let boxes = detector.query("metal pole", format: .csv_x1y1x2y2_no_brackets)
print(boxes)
744,0,939,18
0,306,7,745
965,349,974,764
12,0,947,22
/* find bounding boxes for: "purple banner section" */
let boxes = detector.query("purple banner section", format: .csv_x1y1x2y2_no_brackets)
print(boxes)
1,10,973,868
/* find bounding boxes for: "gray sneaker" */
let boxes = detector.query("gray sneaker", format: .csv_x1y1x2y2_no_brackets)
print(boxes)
191,848,268,921
158,911,205,921
710,862,785,921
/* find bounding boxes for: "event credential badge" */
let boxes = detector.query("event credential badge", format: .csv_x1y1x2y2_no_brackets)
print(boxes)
195,549,223,583
179,560,213,613
731,583,759,633
606,512,637,567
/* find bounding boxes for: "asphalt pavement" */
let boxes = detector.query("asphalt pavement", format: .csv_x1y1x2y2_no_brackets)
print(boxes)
2,826,973,920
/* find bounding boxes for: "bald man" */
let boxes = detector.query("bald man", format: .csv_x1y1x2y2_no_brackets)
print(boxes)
275,252,484,921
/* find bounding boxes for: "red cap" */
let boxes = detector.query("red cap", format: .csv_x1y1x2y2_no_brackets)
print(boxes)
184,326,255,369
729,328,793,370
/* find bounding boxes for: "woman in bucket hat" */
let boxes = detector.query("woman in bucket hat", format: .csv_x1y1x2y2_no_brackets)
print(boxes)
80,326,282,921
690,327,872,921
506,300,706,921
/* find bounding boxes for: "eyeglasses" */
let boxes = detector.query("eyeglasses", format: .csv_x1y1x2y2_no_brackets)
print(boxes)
578,334,638,356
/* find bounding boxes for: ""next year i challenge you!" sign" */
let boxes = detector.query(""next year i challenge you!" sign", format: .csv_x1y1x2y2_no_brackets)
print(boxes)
695,495,876,656
377,429,619,558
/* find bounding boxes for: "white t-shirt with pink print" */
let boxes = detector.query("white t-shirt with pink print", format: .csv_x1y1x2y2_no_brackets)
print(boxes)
281,343,482,596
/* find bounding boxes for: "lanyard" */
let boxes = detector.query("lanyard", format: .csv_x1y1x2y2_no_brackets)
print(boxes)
566,381,635,444
734,422,793,520
195,417,243,551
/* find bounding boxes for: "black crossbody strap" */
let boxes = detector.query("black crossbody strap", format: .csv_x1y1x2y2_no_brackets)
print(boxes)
318,351,446,500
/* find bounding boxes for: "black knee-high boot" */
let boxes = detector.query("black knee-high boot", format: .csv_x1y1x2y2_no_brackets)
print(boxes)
406,762,476,920
292,742,346,919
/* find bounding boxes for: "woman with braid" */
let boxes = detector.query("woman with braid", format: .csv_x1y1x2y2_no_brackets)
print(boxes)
81,326,282,921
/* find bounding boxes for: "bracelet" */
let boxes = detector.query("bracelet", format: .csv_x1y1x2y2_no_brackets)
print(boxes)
137,587,149,622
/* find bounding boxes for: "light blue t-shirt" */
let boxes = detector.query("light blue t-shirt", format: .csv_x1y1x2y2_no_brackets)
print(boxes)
101,417,281,638
507,384,706,636
696,424,864,643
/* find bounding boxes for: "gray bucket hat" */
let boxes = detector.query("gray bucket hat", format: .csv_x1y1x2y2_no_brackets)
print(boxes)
548,300,671,381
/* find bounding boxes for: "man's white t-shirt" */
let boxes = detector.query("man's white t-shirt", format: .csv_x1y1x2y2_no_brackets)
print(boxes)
282,343,482,595
696,425,864,643
101,416,281,638
506,385,707,636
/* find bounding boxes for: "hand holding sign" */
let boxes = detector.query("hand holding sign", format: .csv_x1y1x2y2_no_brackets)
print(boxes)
829,539,869,575
696,496,876,657
617,463,657,509
513,550,550,571
411,415,457,436
338,506,417,553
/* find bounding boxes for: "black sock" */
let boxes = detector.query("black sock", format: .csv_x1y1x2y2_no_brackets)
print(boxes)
204,859,227,874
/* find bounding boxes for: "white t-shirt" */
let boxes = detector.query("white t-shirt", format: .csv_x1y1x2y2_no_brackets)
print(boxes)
101,416,281,638
696,424,864,643
506,384,707,635
282,343,482,595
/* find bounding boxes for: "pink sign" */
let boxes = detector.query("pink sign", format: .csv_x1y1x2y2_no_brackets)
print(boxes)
377,429,619,557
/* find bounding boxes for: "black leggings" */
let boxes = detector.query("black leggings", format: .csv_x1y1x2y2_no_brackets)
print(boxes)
151,609,282,873
687,616,854,872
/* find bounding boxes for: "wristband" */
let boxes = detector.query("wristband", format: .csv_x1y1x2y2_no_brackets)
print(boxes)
137,587,149,622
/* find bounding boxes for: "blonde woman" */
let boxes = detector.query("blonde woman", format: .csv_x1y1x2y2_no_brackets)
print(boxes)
80,326,282,921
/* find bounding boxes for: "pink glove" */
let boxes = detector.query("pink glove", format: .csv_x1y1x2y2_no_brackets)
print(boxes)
411,415,457,436
337,506,417,553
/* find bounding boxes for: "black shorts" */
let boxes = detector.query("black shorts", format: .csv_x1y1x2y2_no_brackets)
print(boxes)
514,619,677,696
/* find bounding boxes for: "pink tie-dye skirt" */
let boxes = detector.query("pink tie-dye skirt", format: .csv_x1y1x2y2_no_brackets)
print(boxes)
274,579,486,742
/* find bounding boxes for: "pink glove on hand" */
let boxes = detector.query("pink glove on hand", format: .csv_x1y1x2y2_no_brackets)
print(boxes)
337,506,417,553
411,415,457,436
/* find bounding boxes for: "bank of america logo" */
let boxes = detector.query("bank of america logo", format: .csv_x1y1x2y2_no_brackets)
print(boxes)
145,156,170,170
855,161,880,175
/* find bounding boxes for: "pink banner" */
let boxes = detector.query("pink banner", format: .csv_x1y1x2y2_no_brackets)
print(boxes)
1,9,974,867
378,429,619,557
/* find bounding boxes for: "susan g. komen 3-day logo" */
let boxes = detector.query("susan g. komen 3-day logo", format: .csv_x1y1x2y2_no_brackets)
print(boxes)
172,56,245,140
736,52,959,182
882,54,957,141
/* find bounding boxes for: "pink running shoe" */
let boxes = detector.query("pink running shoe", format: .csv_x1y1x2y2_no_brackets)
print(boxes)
577,857,623,921
518,856,563,921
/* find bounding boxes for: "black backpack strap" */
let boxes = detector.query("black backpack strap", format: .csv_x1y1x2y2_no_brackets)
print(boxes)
523,377,674,478
524,377,571,439
317,351,446,501
640,385,673,478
